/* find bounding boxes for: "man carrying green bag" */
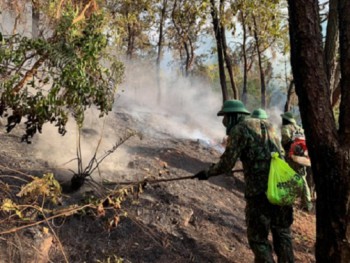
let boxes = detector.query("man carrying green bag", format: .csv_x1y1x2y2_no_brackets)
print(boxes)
194,100,296,263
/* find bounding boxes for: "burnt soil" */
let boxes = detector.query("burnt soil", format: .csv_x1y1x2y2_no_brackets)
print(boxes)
0,111,316,263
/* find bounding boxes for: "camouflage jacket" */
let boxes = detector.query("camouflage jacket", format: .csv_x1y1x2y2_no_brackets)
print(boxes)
207,118,284,197
281,123,304,152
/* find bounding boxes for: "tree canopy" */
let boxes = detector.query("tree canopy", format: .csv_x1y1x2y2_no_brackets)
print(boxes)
0,0,124,142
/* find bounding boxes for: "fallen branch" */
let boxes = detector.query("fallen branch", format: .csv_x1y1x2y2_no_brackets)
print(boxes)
0,164,35,180
0,204,92,236
42,212,69,263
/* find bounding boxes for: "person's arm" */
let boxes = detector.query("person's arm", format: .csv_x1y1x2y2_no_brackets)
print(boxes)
207,124,246,177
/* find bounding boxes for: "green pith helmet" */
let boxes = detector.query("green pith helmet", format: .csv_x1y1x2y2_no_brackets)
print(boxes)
281,111,296,124
251,108,268,119
217,100,250,116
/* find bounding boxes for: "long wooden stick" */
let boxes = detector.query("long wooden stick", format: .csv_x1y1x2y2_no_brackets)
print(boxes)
103,169,244,186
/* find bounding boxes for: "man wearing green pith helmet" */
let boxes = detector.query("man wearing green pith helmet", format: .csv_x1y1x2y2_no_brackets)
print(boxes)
194,100,295,263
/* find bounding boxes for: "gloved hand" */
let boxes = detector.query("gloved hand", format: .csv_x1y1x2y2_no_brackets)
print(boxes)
193,170,209,180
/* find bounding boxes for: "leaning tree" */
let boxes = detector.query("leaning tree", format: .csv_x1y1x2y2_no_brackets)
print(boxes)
287,0,350,262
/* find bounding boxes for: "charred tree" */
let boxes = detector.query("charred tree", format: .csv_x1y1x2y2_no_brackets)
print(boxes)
287,1,350,262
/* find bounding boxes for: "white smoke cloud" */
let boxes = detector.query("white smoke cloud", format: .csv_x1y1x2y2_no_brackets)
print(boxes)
32,111,133,179
115,60,225,142
32,60,226,179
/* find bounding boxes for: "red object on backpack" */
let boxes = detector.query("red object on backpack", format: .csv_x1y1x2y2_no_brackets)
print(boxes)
289,137,308,158
289,136,311,166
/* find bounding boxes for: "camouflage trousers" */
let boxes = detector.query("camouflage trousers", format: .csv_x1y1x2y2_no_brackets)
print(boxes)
245,194,294,263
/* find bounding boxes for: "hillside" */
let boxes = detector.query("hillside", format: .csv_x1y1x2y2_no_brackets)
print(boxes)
0,110,315,263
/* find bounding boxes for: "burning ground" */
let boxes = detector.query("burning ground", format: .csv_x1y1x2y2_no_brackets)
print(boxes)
0,109,315,263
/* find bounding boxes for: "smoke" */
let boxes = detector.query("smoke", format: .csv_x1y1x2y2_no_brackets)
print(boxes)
32,111,133,179
32,60,226,179
115,60,225,142
266,106,284,139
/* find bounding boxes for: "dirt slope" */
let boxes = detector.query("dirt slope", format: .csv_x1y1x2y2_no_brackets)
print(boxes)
0,111,315,263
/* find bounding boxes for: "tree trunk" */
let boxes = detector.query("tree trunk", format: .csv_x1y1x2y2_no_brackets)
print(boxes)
156,0,167,67
220,0,238,99
32,3,40,39
156,0,167,105
183,37,195,77
331,63,341,107
171,0,195,78
284,80,295,112
222,27,238,99
324,0,338,84
338,0,350,145
253,16,266,108
184,41,191,77
241,12,248,104
210,0,228,102
127,23,134,60
287,1,350,262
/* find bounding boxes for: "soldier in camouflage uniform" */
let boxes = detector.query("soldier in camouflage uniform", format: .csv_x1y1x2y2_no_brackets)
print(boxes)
194,100,294,263
280,112,312,212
